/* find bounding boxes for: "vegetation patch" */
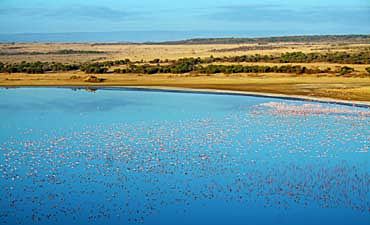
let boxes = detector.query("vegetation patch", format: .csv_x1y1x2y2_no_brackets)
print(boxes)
0,52,366,75
366,67,370,75
154,35,370,45
83,75,105,83
0,49,106,56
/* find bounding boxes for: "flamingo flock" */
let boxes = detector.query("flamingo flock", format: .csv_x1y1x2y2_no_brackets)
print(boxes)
0,99,369,225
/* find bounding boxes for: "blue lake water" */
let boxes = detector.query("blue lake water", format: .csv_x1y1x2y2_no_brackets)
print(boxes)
0,87,369,225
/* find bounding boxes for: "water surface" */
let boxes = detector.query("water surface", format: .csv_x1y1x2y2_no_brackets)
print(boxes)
0,88,369,225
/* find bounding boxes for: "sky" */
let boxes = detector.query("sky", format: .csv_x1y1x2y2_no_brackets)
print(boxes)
0,0,369,36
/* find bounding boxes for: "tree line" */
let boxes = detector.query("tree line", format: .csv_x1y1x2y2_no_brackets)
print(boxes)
113,63,358,75
0,59,131,74
1,55,369,75
178,51,370,64
147,51,370,65
0,49,106,56
155,35,370,45
0,61,79,74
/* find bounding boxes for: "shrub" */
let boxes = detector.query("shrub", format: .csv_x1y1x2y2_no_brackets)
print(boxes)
339,66,354,75
365,67,370,74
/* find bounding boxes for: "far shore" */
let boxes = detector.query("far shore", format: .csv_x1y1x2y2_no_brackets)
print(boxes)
1,72,369,107
1,41,370,106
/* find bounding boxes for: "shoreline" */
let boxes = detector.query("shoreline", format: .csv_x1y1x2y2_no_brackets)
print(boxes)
2,85,369,108
123,86,370,108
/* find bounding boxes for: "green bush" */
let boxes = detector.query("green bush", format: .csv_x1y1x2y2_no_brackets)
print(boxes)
339,66,355,75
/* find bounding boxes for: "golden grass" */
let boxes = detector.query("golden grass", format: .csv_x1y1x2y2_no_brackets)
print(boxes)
1,42,369,102
1,42,370,63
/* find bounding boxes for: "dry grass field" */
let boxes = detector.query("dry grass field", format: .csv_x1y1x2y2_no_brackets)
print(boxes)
1,42,369,63
0,41,369,103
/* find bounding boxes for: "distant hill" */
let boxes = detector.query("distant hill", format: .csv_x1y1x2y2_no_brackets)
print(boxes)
149,35,370,45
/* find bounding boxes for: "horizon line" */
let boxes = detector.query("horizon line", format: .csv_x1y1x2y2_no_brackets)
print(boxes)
0,33,369,44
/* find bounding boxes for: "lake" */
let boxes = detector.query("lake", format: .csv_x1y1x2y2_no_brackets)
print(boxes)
0,87,369,225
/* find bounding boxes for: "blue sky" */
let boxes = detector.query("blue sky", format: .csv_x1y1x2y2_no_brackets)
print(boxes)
0,0,369,35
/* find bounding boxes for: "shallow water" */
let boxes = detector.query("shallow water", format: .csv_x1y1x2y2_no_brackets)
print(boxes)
0,87,369,225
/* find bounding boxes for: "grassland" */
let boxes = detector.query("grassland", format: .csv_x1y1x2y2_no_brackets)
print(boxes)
1,38,369,103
